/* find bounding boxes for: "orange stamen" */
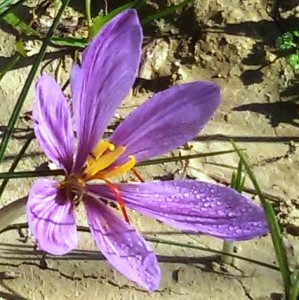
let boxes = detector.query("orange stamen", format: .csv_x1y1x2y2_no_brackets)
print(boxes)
104,179,130,223
131,167,145,183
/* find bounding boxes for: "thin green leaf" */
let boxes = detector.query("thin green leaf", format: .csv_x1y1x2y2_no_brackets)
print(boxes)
0,0,16,11
2,12,41,37
0,149,240,180
0,54,20,80
202,161,238,170
145,237,279,271
0,0,71,164
0,222,280,272
51,36,87,48
231,141,291,297
240,175,246,191
221,159,245,264
15,38,27,57
89,0,144,39
0,0,24,16
0,134,34,196
138,149,240,166
232,159,245,193
142,0,194,24
0,170,64,179
290,271,299,300
231,172,236,183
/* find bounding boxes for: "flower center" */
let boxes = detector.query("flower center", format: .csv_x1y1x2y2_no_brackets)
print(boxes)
58,140,136,221
82,140,136,181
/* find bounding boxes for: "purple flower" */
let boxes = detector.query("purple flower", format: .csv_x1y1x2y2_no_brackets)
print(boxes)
27,9,268,291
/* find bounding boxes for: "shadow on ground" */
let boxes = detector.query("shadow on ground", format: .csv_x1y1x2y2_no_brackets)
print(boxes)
233,100,299,127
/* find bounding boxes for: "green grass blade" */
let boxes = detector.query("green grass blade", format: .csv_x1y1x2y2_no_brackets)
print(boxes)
0,54,20,80
0,222,280,272
0,134,34,196
0,0,24,16
231,141,292,297
51,36,87,48
15,38,28,57
0,170,64,179
221,159,245,264
290,271,299,300
0,0,16,12
137,149,240,166
2,8,86,47
0,0,71,164
0,149,240,180
141,0,194,24
0,39,27,81
89,0,144,38
2,12,41,37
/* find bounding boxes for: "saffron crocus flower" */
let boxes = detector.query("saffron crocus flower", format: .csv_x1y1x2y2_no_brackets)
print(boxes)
27,9,268,291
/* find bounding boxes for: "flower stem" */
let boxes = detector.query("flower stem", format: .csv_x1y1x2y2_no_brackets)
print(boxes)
85,0,92,30
220,242,234,264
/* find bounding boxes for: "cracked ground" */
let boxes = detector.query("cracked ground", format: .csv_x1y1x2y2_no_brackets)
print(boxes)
0,0,298,299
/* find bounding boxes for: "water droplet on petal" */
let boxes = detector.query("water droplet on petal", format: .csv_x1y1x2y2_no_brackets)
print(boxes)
159,204,168,209
228,212,237,217
229,225,235,231
235,229,243,234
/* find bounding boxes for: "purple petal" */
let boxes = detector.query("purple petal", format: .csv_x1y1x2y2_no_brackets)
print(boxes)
110,82,220,164
26,179,78,255
34,75,75,172
84,195,160,291
71,10,142,172
89,180,268,241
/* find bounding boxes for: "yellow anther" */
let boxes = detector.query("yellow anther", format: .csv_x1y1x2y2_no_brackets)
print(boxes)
84,146,126,180
93,155,136,180
87,140,115,165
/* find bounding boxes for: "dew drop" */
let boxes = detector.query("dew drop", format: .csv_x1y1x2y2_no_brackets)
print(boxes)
159,204,168,209
235,228,243,234
135,255,143,263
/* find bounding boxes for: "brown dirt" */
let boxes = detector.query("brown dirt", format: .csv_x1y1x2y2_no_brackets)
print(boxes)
0,1,298,299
